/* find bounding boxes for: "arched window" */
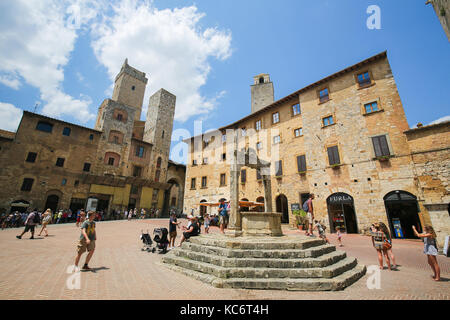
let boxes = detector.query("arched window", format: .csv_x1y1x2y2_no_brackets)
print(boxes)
259,77,264,84
156,157,162,168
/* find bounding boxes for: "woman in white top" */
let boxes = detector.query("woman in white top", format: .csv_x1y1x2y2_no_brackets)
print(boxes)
38,209,52,237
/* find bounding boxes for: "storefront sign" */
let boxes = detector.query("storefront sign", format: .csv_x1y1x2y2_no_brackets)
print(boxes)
328,193,353,204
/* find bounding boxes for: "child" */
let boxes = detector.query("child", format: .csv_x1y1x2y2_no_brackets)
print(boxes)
412,225,440,281
314,220,329,243
204,214,210,234
336,227,343,247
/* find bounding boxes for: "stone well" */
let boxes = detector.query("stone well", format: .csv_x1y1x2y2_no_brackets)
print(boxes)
241,212,282,237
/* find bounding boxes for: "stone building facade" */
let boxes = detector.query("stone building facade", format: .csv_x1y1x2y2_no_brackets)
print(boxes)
0,60,185,217
427,0,450,42
183,51,450,243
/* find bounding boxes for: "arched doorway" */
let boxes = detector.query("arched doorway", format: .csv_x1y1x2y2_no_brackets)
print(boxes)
10,200,30,213
256,196,264,212
44,195,59,213
327,193,358,234
240,198,249,212
384,191,421,239
276,194,289,223
199,199,207,216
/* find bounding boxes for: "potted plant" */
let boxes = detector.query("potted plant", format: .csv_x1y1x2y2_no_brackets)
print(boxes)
293,209,307,230
376,155,391,161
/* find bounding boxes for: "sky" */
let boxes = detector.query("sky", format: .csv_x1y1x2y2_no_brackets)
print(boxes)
0,0,449,163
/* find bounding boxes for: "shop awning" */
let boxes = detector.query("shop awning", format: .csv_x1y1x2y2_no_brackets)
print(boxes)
198,201,264,208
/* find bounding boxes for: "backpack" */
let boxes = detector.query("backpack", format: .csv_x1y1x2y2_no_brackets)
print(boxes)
302,200,309,212
32,212,40,224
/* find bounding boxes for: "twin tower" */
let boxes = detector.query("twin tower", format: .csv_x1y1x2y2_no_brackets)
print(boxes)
94,59,175,182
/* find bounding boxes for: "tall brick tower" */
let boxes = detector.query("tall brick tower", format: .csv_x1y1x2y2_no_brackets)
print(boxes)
144,89,176,183
112,58,148,121
251,73,274,113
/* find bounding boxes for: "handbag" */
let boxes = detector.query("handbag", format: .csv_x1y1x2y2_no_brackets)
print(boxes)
382,239,392,250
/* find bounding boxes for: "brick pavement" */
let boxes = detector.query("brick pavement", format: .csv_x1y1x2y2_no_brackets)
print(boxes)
0,219,449,300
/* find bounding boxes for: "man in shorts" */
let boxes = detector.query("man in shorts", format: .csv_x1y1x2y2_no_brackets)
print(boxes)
168,212,180,249
16,209,39,239
74,211,96,270
218,199,228,234
304,194,315,237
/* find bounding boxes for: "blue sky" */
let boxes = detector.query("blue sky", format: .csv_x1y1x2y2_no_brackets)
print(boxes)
0,0,449,162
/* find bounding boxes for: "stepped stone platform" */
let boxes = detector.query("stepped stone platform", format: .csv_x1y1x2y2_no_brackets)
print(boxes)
162,234,366,291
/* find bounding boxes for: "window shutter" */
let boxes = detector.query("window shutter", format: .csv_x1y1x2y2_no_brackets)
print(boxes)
276,160,283,176
379,135,390,156
297,155,306,172
328,146,340,165
241,169,246,183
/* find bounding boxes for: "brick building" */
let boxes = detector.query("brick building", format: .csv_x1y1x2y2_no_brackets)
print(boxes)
183,51,450,243
0,60,185,217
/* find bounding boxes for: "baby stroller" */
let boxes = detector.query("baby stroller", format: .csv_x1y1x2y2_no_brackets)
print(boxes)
153,228,169,254
140,230,154,252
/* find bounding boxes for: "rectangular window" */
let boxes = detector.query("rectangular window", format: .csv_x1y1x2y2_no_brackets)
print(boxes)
220,173,226,186
256,142,262,150
364,101,379,114
61,178,67,186
319,88,329,103
292,103,301,116
272,112,280,124
55,157,65,167
36,121,53,133
192,159,198,166
273,135,281,144
294,128,303,137
201,176,207,188
357,71,371,87
89,134,94,140
83,163,91,172
372,135,391,157
62,127,71,136
26,152,37,163
191,178,196,189
275,160,283,176
113,136,119,144
297,155,307,172
222,153,226,161
21,178,34,191
74,180,79,187
327,146,341,166
108,157,115,166
241,128,246,136
131,185,139,195
133,166,142,177
136,146,144,158
203,157,208,164
222,134,226,143
241,169,247,183
255,120,262,131
256,169,262,180
323,116,334,127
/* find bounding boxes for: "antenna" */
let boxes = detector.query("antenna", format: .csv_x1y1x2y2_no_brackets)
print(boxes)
33,102,40,113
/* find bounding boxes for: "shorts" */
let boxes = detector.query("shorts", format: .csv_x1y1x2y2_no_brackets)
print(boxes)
169,231,177,238
219,215,228,226
204,223,210,228
183,232,197,240
24,225,35,233
77,239,95,254
307,212,313,224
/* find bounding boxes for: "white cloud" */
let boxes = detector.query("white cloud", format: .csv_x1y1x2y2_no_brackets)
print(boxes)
0,0,101,123
429,115,450,125
90,0,232,122
0,102,23,132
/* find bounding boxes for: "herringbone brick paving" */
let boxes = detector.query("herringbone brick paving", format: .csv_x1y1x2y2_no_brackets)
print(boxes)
0,219,448,300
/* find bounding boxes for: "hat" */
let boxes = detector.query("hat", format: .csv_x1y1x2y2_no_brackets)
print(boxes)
187,215,194,219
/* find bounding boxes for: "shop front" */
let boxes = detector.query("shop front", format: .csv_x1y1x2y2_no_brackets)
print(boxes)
327,192,358,234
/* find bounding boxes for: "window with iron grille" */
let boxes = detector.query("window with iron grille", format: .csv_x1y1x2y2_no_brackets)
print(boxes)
327,146,341,166
26,152,37,163
297,155,307,172
275,160,283,176
372,135,391,157
21,178,34,191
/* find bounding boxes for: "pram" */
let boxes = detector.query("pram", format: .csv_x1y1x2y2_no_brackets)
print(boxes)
153,227,169,254
140,230,155,252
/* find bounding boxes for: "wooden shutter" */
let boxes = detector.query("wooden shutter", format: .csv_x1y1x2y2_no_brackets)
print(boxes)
372,135,390,157
275,160,283,176
297,155,306,172
327,146,340,165
241,169,246,183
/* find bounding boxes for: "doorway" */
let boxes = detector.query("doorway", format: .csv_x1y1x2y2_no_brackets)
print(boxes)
276,194,289,224
44,195,59,214
327,193,358,233
384,191,422,239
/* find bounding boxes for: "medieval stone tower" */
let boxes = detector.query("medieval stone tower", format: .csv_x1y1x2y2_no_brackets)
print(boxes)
251,73,274,113
111,58,148,121
144,89,176,183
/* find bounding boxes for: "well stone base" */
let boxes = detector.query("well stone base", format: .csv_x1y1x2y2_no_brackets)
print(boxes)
241,211,283,237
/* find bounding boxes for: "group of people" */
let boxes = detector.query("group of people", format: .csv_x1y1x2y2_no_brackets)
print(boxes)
370,222,441,281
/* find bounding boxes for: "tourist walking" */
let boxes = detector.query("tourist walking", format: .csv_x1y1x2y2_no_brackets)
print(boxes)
16,209,40,239
74,211,97,271
412,225,441,281
204,214,211,234
38,209,52,236
379,222,397,269
128,209,132,221
178,215,200,247
314,220,329,243
371,223,391,270
336,227,343,247
168,212,181,249
218,199,228,234
303,194,315,237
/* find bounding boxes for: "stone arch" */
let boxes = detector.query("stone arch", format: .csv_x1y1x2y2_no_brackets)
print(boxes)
275,194,289,223
383,190,421,239
104,152,120,167
256,196,265,212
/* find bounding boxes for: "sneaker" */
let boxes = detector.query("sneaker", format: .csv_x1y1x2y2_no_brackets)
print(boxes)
82,264,91,270
30,236,34,239
16,235,21,239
